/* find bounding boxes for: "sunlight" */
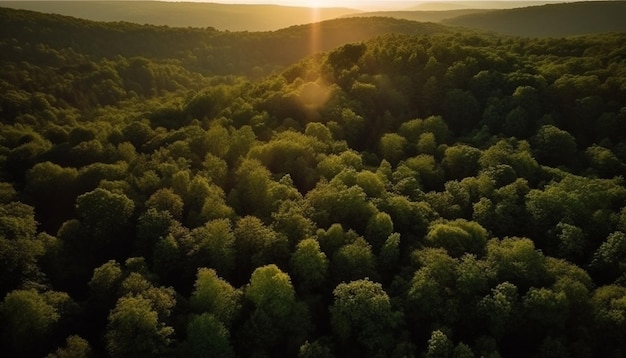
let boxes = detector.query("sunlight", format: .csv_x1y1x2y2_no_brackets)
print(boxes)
309,4,321,54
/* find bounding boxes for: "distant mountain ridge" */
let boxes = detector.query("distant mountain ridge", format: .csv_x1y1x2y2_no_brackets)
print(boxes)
0,7,452,76
0,1,360,31
342,9,493,23
442,1,626,37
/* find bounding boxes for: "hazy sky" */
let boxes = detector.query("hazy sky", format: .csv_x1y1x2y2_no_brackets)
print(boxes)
178,1,567,11
190,1,415,10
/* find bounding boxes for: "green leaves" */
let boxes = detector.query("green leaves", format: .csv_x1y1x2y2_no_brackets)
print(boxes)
330,279,399,355
106,295,174,358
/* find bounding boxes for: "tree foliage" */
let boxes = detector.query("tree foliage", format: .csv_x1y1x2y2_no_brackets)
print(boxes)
1,7,626,358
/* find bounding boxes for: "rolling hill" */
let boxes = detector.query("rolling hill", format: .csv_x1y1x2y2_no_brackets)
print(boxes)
0,6,452,76
0,0,360,31
342,9,492,23
442,1,626,37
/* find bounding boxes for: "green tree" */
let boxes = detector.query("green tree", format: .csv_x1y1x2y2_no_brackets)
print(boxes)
0,201,44,294
233,216,289,282
46,335,93,358
228,159,273,218
486,237,548,291
330,278,399,356
442,144,481,180
531,125,577,167
478,282,520,339
425,219,488,257
185,313,234,358
591,285,626,355
105,295,174,358
590,231,626,284
146,188,184,220
89,259,123,306
190,268,240,324
75,188,134,243
379,133,407,166
425,330,454,358
240,264,310,356
290,238,328,293
365,212,394,253
332,237,377,284
1,289,74,356
185,219,235,278
407,248,458,327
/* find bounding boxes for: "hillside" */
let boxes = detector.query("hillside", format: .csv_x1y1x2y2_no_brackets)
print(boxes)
407,1,566,10
0,1,360,31
342,9,492,23
0,7,451,77
1,5,626,358
443,1,626,37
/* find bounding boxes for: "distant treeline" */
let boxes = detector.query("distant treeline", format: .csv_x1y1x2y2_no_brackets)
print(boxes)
0,7,449,77
0,1,358,31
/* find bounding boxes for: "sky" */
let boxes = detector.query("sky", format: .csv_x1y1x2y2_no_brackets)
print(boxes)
186,0,416,10
175,1,568,11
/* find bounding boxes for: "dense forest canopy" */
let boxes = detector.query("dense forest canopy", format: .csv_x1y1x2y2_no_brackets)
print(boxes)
1,4,626,358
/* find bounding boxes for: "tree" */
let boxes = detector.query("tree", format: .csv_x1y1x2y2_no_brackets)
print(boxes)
442,144,481,180
531,125,577,167
478,281,520,340
402,154,445,191
331,237,377,284
591,285,626,355
184,219,235,278
407,248,458,327
0,202,44,294
0,289,74,356
330,279,399,356
271,199,315,245
146,188,184,220
425,219,488,257
306,181,376,233
378,233,401,282
379,133,407,166
233,216,289,283
228,159,273,218
190,268,240,324
47,335,93,358
89,260,123,305
185,313,234,358
75,188,134,243
590,231,626,284
486,237,548,291
298,340,335,358
290,238,328,293
105,295,174,358
425,330,454,358
365,212,394,253
479,139,539,180
240,264,310,356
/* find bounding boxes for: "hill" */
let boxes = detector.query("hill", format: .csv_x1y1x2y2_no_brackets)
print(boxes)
0,0,359,31
443,1,626,37
342,9,492,23
407,1,566,11
0,7,452,76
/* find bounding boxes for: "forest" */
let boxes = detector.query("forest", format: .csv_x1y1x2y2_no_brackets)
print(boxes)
1,4,626,358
